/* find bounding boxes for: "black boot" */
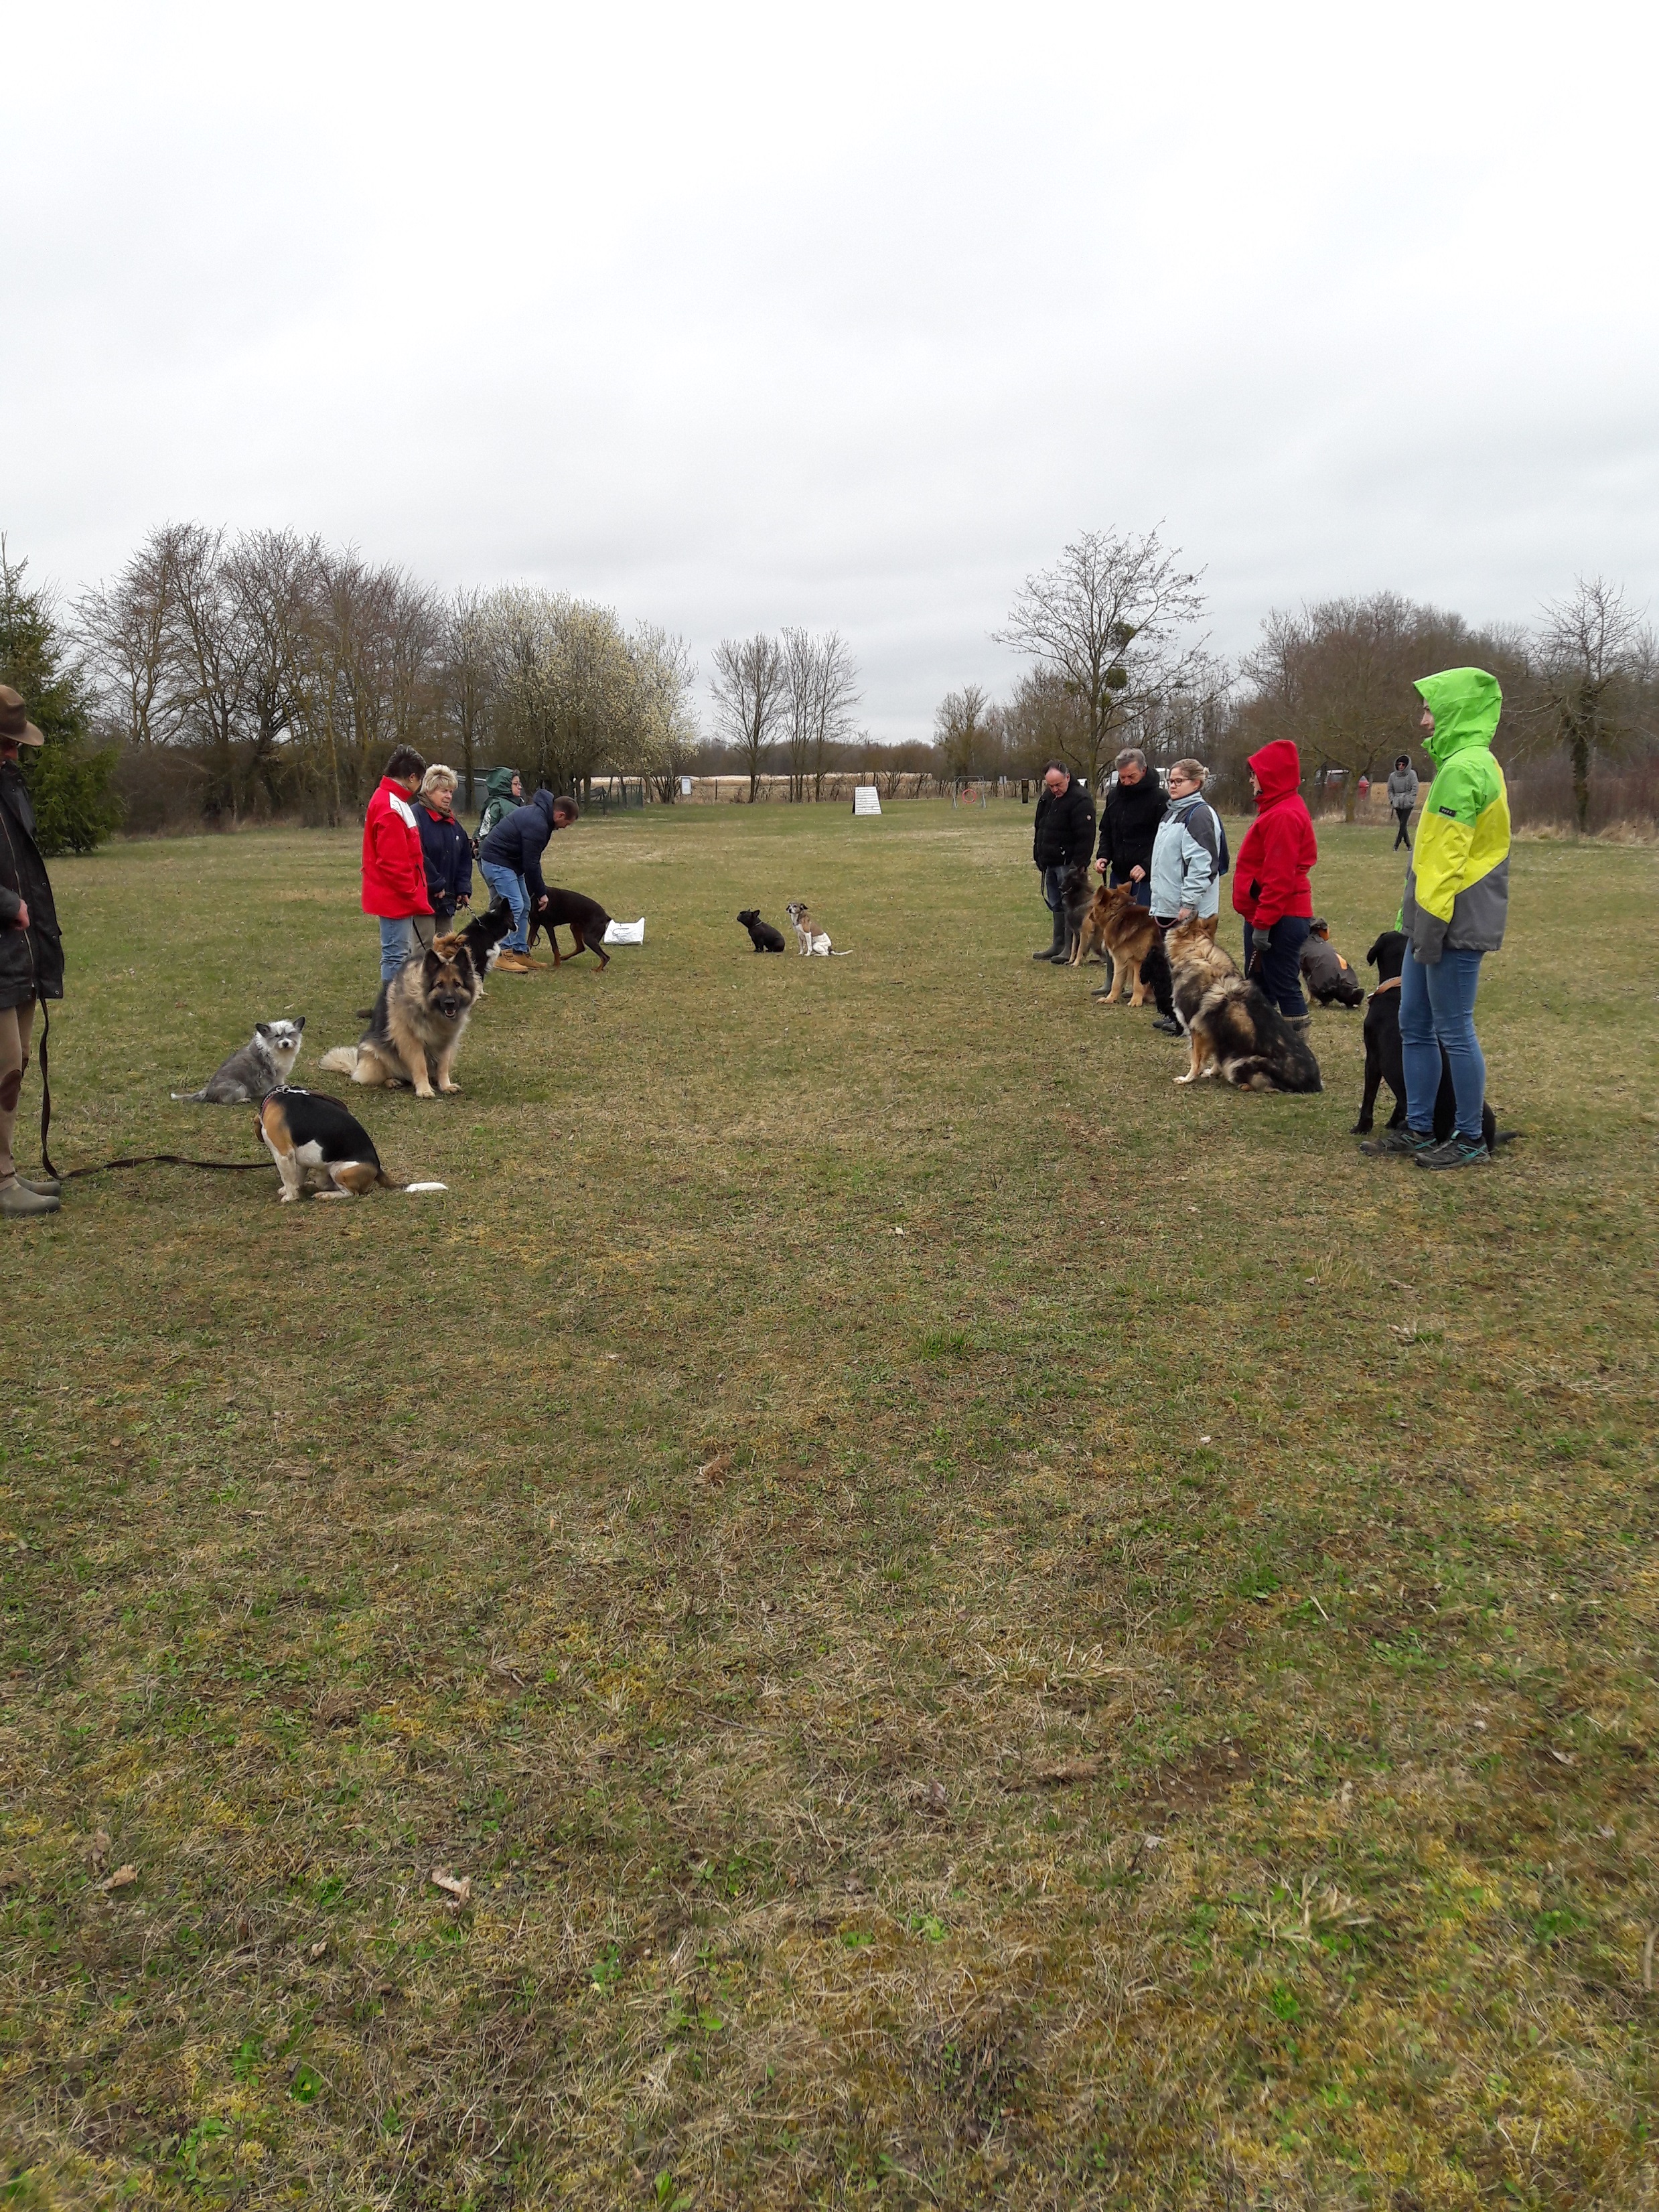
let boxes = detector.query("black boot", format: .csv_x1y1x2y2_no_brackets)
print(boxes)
1031,910,1065,961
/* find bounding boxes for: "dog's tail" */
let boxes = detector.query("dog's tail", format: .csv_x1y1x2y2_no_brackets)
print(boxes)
1228,1055,1323,1096
1491,1128,1521,1148
169,1085,210,1102
318,1046,360,1075
828,947,852,956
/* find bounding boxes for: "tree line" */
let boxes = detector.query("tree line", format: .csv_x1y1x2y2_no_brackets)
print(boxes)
939,528,1658,833
2,518,1654,854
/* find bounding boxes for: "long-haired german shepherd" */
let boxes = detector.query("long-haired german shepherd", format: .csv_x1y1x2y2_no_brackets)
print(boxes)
320,902,510,1098
1077,881,1161,1002
1173,972,1323,1093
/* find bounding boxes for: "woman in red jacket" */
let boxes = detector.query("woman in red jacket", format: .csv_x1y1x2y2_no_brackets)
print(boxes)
1231,739,1317,1025
361,745,434,981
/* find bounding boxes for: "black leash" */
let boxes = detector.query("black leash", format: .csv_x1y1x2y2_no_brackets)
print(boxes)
37,995,268,1182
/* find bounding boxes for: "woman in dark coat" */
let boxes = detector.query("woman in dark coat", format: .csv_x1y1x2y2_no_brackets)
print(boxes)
0,686,64,1215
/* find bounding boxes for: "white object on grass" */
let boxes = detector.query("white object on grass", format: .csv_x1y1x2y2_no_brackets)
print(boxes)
853,786,882,816
402,1182,447,1193
602,917,646,945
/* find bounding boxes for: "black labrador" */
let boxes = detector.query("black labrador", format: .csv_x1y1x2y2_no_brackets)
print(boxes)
1354,930,1502,1151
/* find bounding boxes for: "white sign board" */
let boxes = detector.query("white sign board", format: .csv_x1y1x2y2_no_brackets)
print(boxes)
853,786,882,816
679,776,693,796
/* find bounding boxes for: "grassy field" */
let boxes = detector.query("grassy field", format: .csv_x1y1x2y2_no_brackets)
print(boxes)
3,801,1658,2211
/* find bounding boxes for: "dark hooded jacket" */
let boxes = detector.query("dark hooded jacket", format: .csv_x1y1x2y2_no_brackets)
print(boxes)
1096,771,1168,878
1232,740,1316,930
0,762,64,1009
479,789,565,903
1031,773,1096,869
418,803,474,912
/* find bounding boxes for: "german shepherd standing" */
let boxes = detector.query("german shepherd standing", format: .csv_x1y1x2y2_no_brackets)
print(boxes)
319,903,510,1098
1077,881,1161,1002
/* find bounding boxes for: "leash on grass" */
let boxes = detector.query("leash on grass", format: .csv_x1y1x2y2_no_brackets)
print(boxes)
37,1000,269,1183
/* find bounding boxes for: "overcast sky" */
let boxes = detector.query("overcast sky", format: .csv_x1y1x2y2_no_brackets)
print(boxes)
7,2,1656,741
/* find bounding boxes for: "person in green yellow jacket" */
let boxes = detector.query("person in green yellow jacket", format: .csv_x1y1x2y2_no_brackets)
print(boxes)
1362,666,1510,1170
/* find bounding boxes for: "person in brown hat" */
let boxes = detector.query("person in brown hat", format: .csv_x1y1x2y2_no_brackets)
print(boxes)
0,686,65,1216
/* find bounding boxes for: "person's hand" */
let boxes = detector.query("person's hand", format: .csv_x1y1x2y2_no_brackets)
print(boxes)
1129,865,1145,882
1176,905,1193,924
457,894,471,908
1093,858,1106,875
10,900,27,929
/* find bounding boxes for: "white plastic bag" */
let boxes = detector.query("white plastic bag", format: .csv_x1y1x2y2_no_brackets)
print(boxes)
602,916,645,945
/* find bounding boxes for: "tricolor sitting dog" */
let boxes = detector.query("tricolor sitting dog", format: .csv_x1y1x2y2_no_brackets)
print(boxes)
257,1086,445,1202
785,901,850,956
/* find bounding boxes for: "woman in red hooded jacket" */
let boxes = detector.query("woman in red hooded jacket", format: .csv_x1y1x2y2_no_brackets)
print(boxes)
1231,739,1317,1023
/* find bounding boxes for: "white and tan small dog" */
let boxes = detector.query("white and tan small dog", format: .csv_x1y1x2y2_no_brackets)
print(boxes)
785,901,850,956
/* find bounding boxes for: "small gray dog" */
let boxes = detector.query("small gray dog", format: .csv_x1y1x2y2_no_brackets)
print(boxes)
172,1018,305,1104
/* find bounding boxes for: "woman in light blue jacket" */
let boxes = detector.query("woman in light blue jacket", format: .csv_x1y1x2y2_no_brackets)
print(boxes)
1142,758,1228,1032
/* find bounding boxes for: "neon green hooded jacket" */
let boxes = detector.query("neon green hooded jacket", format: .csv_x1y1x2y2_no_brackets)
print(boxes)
1400,668,1510,962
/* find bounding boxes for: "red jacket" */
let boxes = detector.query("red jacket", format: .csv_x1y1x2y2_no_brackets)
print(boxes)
360,777,433,919
1232,740,1316,930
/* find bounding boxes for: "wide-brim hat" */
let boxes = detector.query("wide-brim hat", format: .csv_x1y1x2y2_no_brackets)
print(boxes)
0,686,44,747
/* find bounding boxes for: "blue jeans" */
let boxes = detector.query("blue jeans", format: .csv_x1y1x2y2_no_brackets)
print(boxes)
378,915,419,981
1400,945,1486,1140
1245,915,1310,1017
481,860,530,952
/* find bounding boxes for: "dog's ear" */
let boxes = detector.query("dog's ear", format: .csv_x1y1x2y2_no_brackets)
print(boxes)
294,1017,305,1032
256,1021,271,1037
1365,934,1383,967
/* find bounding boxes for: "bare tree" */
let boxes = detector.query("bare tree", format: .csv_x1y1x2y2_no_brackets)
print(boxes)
995,526,1211,790
78,528,185,751
932,682,1001,784
441,587,494,808
1238,595,1524,819
781,629,860,801
710,633,786,802
629,624,699,801
1534,577,1654,833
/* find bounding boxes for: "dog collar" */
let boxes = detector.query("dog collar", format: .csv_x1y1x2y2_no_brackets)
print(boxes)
1372,977,1401,996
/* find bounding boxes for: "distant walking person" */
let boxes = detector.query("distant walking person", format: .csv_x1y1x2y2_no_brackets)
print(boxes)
479,787,580,972
1029,760,1096,962
1093,747,1167,907
0,686,64,1218
413,764,474,945
1232,739,1317,1026
361,745,432,982
1364,669,1510,1171
1387,754,1419,849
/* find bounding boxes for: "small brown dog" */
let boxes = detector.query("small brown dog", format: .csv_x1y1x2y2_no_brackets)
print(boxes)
1079,882,1161,1003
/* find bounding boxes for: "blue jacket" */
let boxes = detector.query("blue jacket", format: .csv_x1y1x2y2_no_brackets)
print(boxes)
1149,794,1226,920
418,805,474,911
479,790,563,902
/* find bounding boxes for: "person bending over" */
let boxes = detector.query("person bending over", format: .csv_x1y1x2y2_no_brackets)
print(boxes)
1362,668,1509,1171
478,787,579,970
360,745,432,982
414,764,474,946
1029,760,1096,963
1232,740,1317,1027
1299,917,1364,1008
1093,747,1167,909
1140,757,1228,1029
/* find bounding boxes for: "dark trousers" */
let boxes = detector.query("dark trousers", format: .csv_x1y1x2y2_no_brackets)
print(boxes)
1109,869,1152,907
1392,807,1413,850
1245,916,1311,1017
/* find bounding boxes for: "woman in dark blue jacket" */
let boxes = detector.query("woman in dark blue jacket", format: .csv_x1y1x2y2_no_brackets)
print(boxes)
415,766,474,938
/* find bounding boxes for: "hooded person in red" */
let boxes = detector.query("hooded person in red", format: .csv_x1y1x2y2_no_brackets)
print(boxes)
1232,739,1317,1022
361,745,434,980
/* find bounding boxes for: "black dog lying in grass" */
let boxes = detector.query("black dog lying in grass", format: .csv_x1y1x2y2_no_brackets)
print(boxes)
1354,930,1506,1151
737,909,786,952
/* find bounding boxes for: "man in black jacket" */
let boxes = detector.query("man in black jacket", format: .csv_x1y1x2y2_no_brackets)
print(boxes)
0,687,65,1217
1094,748,1167,907
1030,760,1096,962
478,788,579,971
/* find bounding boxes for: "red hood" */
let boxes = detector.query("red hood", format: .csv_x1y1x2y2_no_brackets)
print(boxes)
1248,739,1302,807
